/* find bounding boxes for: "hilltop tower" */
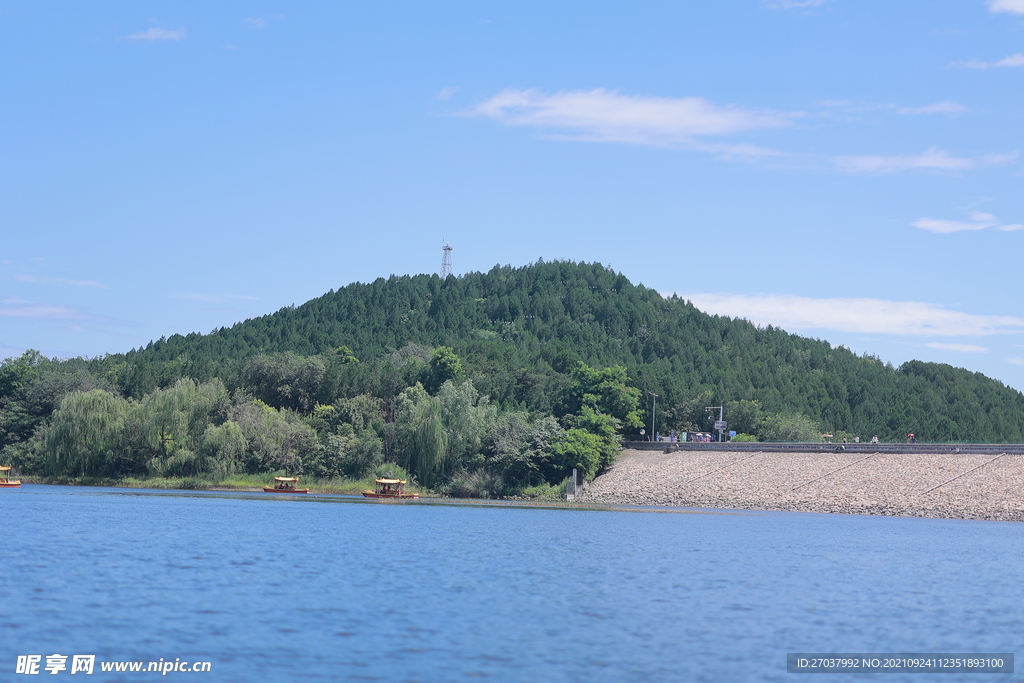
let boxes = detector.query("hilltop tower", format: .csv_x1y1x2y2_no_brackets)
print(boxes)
440,241,453,278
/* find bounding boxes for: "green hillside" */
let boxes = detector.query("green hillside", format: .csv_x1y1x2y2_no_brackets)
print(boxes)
2,260,1022,494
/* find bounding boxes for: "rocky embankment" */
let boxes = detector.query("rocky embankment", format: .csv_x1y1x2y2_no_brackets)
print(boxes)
580,448,1024,521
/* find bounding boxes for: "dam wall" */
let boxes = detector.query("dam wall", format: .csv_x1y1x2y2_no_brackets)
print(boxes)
583,446,1024,521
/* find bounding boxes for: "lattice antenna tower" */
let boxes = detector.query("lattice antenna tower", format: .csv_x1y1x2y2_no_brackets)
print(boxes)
440,240,453,278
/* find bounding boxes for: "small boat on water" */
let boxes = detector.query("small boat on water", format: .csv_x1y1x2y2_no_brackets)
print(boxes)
263,477,309,493
0,465,21,488
362,478,419,499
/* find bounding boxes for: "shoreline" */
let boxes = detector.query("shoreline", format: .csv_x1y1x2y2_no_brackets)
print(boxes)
11,476,569,504
15,476,382,496
580,448,1024,522
17,447,1024,521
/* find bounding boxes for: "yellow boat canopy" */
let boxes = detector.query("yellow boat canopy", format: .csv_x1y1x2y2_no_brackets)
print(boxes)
0,466,11,472
375,478,406,484
273,477,299,482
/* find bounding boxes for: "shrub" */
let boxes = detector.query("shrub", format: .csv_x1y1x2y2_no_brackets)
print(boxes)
729,433,758,442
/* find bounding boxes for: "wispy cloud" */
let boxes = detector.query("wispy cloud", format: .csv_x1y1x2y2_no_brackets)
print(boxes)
0,261,105,287
1007,357,1024,365
243,17,266,28
926,342,988,353
467,88,1009,170
896,100,970,115
989,0,1024,14
835,147,1017,173
0,299,86,320
436,86,460,101
173,293,258,303
469,88,801,149
770,0,827,7
818,99,969,117
817,99,853,108
128,27,186,41
0,345,27,362
672,292,1024,337
9,274,104,287
953,53,1024,68
912,211,1023,233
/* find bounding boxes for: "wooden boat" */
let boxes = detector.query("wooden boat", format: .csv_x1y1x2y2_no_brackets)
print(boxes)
362,478,419,499
0,465,21,488
263,476,309,493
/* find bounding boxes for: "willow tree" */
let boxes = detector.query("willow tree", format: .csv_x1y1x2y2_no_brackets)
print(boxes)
227,399,317,473
395,384,448,487
198,420,247,479
43,389,129,477
436,379,495,473
136,378,227,475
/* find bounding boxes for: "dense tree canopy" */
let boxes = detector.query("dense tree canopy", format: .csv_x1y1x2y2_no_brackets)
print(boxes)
2,260,1023,493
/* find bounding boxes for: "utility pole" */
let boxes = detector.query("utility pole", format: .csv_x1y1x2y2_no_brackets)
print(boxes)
705,406,724,442
649,392,658,442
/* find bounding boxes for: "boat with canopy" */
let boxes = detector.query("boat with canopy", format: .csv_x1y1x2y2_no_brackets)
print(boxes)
0,465,21,488
263,477,309,493
362,478,419,499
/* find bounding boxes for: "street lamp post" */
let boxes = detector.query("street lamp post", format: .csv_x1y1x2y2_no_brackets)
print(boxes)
649,392,658,442
705,406,724,442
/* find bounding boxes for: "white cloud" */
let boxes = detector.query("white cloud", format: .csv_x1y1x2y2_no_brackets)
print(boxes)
9,274,104,287
896,101,969,115
835,147,1017,173
467,89,1007,169
173,293,258,303
436,86,460,101
954,53,1024,68
0,262,104,287
128,27,186,41
817,99,852,108
683,140,788,161
912,219,990,233
926,342,989,353
989,0,1024,14
816,99,969,117
770,0,827,7
1007,357,1024,365
671,292,1024,337
243,17,267,28
469,88,800,148
0,302,85,320
912,211,1021,233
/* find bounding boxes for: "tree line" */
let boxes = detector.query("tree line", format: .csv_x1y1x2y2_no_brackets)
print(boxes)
1,345,638,496
2,260,1023,492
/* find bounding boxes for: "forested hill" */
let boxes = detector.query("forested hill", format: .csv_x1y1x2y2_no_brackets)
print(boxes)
93,260,1022,443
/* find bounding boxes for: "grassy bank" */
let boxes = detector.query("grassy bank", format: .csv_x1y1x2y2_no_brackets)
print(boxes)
18,473,568,501
22,472,417,495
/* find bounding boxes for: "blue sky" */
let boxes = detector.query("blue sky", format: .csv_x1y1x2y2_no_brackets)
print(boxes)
2,1,1023,391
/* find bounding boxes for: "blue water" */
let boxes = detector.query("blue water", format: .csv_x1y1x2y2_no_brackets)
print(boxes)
2,485,1022,682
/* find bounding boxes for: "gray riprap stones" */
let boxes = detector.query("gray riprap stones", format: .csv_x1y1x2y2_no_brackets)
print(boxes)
580,449,1024,521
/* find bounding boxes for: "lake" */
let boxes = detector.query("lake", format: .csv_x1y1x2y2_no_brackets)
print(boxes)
3,485,1022,682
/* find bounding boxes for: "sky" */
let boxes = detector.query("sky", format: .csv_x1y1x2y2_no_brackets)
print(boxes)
1,1,1023,392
